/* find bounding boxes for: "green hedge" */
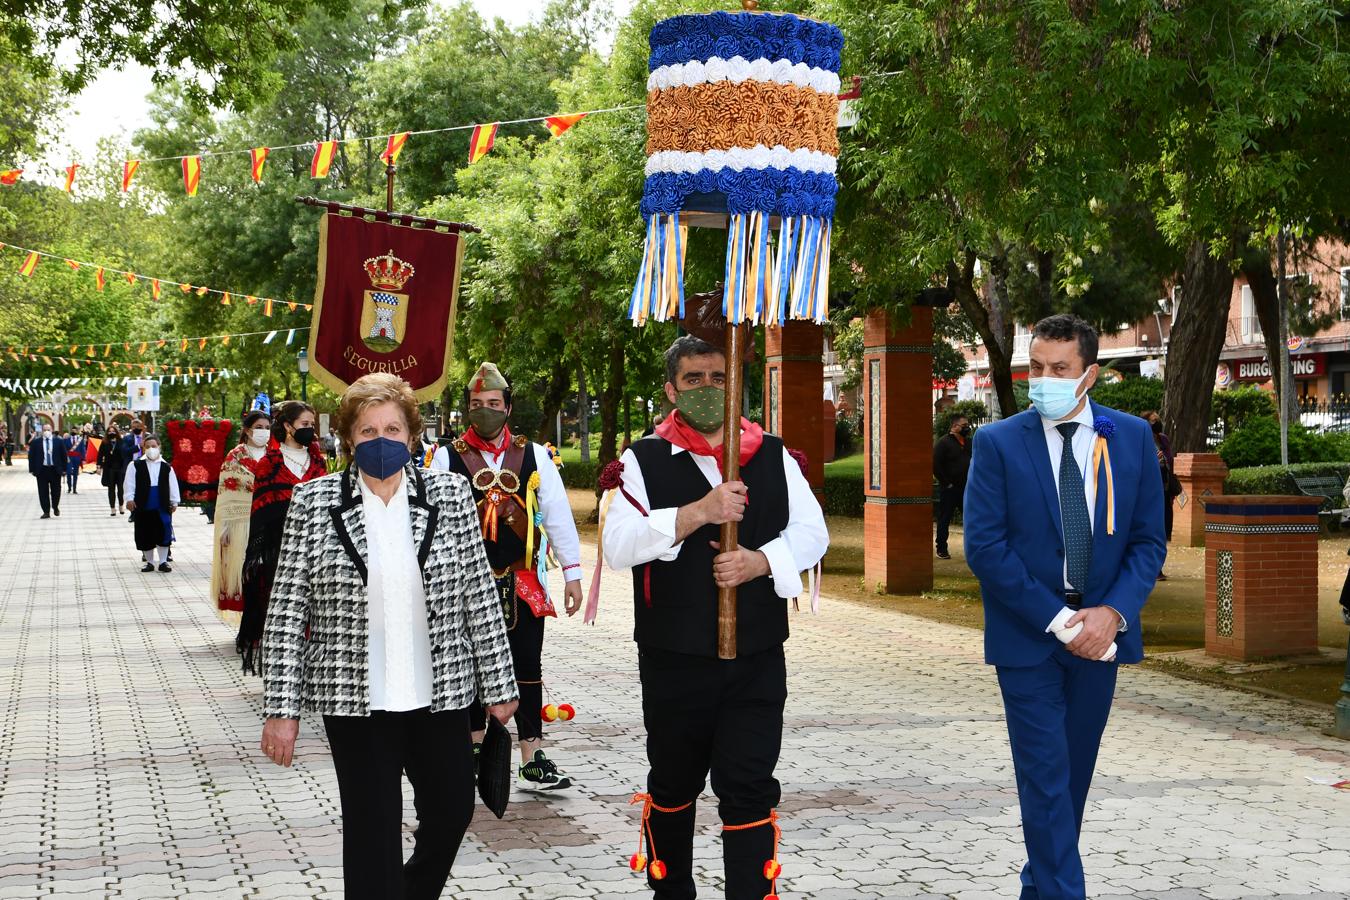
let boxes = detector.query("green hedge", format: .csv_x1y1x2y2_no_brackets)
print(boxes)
822,470,866,517
560,459,600,491
1224,462,1350,501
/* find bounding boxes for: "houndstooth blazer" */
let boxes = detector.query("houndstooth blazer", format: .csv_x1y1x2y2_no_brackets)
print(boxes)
261,462,517,719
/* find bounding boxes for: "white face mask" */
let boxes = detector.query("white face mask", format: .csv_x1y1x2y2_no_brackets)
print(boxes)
250,427,271,446
144,447,162,461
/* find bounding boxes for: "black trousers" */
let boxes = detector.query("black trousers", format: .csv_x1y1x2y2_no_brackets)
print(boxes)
639,644,786,900
35,468,62,513
107,479,124,509
323,707,475,900
468,598,545,742
935,483,963,554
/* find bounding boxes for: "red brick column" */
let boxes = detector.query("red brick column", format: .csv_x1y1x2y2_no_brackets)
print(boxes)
1173,453,1228,547
1203,495,1321,660
862,308,934,595
764,322,824,494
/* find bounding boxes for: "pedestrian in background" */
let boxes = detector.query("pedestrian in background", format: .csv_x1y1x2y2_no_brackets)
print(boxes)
28,423,67,518
933,414,973,560
98,424,128,516
260,373,518,899
0,423,12,465
124,435,180,572
66,428,88,494
1143,411,1178,578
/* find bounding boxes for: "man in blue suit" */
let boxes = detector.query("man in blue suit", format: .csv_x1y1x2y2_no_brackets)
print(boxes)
28,423,69,518
964,314,1166,900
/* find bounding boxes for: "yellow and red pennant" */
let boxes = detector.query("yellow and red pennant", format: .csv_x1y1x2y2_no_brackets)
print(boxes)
1,169,23,185
63,164,79,193
122,161,139,192
17,251,38,276
180,283,192,294
263,298,274,317
250,147,269,183
151,279,161,300
65,259,80,270
311,140,337,178
544,114,585,138
468,123,498,164
380,132,409,165
182,156,202,196
221,292,231,306
125,271,137,285
95,268,105,291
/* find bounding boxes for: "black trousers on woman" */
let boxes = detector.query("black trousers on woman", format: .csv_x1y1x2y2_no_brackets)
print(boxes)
467,596,545,742
323,706,475,900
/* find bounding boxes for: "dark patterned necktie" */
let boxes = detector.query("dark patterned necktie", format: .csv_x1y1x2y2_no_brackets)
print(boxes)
1057,423,1092,591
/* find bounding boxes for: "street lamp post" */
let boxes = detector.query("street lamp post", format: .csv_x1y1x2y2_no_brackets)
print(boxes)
297,349,310,403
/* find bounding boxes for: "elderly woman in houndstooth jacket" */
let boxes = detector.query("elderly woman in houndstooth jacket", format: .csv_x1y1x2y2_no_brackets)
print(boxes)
260,372,518,899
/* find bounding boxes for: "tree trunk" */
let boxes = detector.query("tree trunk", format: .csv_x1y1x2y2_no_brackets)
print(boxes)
534,360,570,445
947,251,1018,418
1240,247,1300,424
598,337,625,469
577,363,590,465
1161,240,1234,453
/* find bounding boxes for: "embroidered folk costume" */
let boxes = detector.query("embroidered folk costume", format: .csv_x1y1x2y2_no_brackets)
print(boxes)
603,345,829,900
236,437,327,673
433,362,583,791
124,450,181,572
210,419,270,625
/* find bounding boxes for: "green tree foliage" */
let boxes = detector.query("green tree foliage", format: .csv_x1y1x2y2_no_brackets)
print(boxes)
1211,385,1277,433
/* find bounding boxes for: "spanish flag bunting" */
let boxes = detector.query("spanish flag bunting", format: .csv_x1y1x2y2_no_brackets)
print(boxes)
151,279,161,300
380,132,410,164
174,366,181,376
180,339,188,352
182,156,202,196
245,295,257,305
249,147,269,183
138,342,147,355
311,140,337,178
156,340,166,349
86,346,95,357
468,123,498,164
69,345,77,354
104,344,111,356
221,292,231,306
263,298,274,317
221,335,231,346
123,342,130,351
198,338,208,350
1,169,22,185
196,286,208,296
122,161,139,192
63,164,79,193
180,283,191,294
18,251,38,276
124,271,137,285
544,114,585,137
95,268,105,291
65,259,80,270
287,301,298,312
304,304,312,312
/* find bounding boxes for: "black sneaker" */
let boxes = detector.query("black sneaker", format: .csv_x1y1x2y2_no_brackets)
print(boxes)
158,563,172,573
518,750,571,792
141,563,154,573
936,549,952,560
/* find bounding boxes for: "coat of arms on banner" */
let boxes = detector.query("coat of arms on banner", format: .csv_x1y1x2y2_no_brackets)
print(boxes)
360,250,414,352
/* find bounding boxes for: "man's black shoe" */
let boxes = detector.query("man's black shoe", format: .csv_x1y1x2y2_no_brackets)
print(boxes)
158,563,172,573
40,513,50,519
141,563,154,573
936,550,952,560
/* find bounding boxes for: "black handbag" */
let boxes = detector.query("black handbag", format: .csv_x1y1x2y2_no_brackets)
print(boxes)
477,715,512,819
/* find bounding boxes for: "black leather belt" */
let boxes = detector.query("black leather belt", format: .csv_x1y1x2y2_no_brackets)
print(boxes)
1062,590,1083,609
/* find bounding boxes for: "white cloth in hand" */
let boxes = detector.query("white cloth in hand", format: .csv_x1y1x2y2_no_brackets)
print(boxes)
1047,606,1116,661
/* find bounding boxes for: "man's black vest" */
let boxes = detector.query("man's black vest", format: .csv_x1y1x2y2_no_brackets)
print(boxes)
444,437,539,574
133,459,172,509
628,433,789,658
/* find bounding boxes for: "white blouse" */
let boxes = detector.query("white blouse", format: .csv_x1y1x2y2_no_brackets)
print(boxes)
359,472,434,712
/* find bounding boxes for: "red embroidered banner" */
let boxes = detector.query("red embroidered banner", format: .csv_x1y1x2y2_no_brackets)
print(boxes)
308,213,465,402
167,418,234,505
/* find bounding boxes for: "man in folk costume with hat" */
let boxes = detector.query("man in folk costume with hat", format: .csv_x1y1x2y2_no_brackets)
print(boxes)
432,362,584,791
602,336,828,900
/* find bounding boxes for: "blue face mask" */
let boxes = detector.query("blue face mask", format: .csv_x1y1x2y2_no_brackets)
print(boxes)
354,436,411,479
1028,369,1092,420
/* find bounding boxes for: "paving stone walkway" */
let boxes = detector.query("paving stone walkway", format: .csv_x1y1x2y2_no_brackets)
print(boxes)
0,465,1347,899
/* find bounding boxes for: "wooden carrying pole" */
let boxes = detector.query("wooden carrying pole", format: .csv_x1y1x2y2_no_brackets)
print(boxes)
718,322,744,659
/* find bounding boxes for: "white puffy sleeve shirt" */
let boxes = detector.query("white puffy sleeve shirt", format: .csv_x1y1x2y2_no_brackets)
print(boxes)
602,443,829,599
359,473,435,712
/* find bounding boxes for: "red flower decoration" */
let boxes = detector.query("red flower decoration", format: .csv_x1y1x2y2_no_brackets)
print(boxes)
187,464,209,484
598,460,624,491
202,439,217,454
177,438,192,453
221,477,240,491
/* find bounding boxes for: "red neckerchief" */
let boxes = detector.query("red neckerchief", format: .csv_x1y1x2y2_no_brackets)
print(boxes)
655,411,764,468
461,423,511,457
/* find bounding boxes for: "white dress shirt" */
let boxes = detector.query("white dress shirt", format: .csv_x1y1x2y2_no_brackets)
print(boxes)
122,458,182,506
602,442,829,599
359,472,434,712
1039,401,1125,635
43,435,53,467
432,440,583,584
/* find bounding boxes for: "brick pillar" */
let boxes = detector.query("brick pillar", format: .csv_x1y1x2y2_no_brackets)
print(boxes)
1173,453,1228,547
1204,495,1321,660
862,307,934,595
764,322,824,494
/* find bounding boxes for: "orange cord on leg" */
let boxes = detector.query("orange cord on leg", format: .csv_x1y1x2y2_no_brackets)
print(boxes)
723,810,782,899
627,792,693,880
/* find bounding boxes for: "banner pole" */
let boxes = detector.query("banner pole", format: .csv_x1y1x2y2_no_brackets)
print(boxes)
385,162,396,215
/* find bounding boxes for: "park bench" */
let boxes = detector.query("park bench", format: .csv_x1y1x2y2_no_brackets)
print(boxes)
1292,473,1347,530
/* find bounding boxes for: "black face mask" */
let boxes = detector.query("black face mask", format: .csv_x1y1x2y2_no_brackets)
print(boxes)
292,426,316,446
1151,420,1163,434
959,425,972,437
132,427,142,434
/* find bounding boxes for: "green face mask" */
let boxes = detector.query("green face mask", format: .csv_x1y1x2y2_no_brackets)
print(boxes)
467,407,508,438
675,385,726,433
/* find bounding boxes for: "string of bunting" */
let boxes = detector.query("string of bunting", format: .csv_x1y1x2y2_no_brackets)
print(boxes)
1,327,310,366
1,373,231,395
0,241,312,317
0,71,879,195
3,346,226,376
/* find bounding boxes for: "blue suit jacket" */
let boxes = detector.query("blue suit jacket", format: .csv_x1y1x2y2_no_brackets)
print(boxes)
28,435,70,473
963,402,1166,666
